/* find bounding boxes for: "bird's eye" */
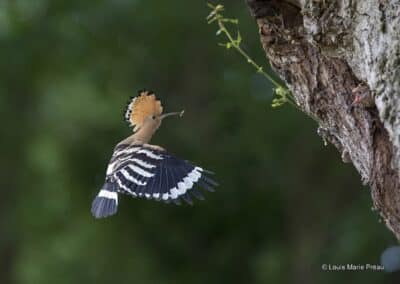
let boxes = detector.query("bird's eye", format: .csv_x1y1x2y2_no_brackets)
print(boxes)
152,115,156,119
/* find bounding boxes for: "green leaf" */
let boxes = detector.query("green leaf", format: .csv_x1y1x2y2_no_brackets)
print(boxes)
207,2,216,9
215,4,224,11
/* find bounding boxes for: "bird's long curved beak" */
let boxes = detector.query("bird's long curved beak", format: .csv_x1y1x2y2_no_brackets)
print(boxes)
160,110,185,120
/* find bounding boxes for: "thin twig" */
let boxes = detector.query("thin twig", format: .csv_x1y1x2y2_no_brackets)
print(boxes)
207,3,299,110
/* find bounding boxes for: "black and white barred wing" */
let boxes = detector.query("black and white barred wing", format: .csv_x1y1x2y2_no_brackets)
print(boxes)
91,144,217,218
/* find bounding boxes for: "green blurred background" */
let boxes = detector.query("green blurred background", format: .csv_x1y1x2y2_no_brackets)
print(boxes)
1,0,399,283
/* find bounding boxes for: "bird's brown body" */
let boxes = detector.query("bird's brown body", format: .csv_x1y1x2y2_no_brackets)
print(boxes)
117,122,160,146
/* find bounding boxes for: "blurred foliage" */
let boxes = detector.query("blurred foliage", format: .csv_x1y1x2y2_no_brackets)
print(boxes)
0,0,399,283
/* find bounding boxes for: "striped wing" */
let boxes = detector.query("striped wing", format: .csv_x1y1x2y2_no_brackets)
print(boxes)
106,144,217,204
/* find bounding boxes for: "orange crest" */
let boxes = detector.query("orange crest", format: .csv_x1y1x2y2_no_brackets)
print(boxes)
124,90,163,131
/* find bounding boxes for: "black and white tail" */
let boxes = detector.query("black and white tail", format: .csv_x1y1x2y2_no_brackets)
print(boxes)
91,181,119,218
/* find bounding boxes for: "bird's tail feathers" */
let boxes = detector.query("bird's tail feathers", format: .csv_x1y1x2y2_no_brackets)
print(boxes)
91,182,119,219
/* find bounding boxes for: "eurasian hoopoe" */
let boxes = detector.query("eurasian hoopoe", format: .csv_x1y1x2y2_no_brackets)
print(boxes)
91,90,217,218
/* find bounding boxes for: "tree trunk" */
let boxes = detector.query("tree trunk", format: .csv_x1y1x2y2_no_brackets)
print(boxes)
246,0,400,239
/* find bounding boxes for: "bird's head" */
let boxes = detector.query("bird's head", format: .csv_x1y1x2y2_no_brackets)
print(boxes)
141,109,185,131
124,90,184,140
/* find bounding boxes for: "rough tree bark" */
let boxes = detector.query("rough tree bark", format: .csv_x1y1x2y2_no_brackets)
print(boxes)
245,0,400,239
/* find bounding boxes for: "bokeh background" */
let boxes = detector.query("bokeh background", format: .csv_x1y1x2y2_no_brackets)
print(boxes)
1,0,399,283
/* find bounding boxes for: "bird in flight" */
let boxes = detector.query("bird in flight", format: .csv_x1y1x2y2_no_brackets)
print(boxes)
91,90,217,218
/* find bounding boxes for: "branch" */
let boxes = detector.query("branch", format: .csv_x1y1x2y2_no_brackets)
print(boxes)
245,0,400,239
